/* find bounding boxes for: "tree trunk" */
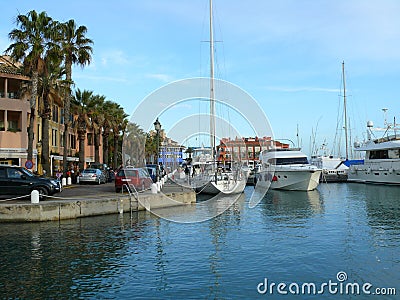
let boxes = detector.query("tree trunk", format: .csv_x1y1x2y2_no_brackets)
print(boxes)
27,70,38,162
103,129,109,165
63,61,72,175
41,117,50,175
94,129,100,162
78,131,85,171
113,132,118,169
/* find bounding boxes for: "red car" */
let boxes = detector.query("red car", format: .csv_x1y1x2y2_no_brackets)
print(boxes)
114,167,153,193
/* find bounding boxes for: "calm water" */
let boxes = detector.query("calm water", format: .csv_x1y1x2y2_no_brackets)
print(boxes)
0,183,399,299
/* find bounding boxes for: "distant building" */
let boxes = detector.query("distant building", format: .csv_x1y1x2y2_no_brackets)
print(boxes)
217,136,289,166
159,137,184,170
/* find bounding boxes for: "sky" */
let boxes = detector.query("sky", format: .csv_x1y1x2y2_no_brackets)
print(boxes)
1,0,400,157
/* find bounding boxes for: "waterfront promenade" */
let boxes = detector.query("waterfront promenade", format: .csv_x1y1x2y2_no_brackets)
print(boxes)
0,179,195,222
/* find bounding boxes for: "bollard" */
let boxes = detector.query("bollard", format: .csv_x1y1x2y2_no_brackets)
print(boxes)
67,177,72,185
156,182,161,192
31,190,39,204
62,177,67,187
77,176,80,184
151,183,157,194
118,199,124,214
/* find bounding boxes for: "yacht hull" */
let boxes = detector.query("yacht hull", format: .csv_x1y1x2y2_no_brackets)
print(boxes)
257,169,321,191
348,164,400,184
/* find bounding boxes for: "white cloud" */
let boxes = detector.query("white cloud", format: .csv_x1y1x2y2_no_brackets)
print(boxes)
146,73,174,83
99,49,130,66
265,86,340,93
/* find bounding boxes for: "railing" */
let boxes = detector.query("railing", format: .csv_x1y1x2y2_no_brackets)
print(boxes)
121,183,139,220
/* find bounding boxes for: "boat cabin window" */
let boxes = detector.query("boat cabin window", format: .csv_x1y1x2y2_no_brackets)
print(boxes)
388,149,400,159
268,157,309,165
370,149,400,159
369,150,388,159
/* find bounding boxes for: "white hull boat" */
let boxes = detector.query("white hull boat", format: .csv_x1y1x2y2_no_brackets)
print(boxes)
348,121,400,185
256,148,322,191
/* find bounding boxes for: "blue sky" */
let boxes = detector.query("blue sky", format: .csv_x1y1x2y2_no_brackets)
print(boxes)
1,0,400,156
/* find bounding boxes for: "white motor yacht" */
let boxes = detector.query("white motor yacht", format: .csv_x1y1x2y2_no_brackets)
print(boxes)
348,121,400,184
256,148,322,191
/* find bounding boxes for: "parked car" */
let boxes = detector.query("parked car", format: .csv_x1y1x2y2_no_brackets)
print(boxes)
79,168,106,185
89,163,109,182
115,167,153,193
0,165,61,197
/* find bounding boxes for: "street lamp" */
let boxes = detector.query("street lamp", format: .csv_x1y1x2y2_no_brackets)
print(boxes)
154,118,161,182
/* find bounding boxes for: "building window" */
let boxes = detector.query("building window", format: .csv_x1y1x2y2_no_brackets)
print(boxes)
7,111,21,132
52,129,58,147
60,108,64,124
52,104,59,123
0,110,4,131
60,132,64,147
69,134,76,149
87,133,93,146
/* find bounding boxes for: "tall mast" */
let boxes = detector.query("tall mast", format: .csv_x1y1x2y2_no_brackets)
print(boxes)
209,0,216,158
342,61,349,160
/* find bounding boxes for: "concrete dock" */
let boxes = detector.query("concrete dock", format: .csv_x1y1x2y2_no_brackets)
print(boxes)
0,179,196,222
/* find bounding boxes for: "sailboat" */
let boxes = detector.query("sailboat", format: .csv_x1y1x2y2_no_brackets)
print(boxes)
191,0,247,195
310,61,350,182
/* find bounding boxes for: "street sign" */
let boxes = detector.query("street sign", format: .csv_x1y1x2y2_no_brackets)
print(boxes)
25,160,33,169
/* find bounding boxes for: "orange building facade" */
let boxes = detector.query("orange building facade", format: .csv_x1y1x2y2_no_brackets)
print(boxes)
217,136,289,166
0,56,102,175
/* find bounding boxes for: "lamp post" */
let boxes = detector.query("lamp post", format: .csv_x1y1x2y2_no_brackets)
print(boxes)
154,118,161,182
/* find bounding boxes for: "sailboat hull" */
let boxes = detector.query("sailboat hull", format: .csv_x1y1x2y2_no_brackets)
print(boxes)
193,173,247,195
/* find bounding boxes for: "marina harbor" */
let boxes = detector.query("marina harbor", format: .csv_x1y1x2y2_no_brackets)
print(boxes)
1,0,399,299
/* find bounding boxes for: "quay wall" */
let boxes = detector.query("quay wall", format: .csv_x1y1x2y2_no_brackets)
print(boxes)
0,191,196,223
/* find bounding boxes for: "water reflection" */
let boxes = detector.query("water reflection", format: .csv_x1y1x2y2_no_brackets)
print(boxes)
261,189,324,223
207,195,244,299
361,185,400,247
0,214,152,299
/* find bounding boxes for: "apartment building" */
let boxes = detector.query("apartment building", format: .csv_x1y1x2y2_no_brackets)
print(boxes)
0,56,32,167
0,56,102,175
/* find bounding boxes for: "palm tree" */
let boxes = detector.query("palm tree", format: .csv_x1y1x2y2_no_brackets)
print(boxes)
58,19,93,174
89,94,106,163
71,88,94,170
99,100,114,165
109,103,128,169
37,53,64,175
124,122,147,166
6,10,55,161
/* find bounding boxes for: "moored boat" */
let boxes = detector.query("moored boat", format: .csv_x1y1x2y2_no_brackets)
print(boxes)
348,121,400,185
189,0,247,195
256,148,322,191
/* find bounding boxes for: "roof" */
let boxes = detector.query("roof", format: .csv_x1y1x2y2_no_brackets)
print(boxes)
355,139,400,151
0,56,29,80
261,148,307,160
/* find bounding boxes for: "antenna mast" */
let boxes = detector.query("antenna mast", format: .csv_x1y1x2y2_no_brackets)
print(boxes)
342,61,349,160
209,0,216,158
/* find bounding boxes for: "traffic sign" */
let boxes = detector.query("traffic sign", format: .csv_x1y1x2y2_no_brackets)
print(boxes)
25,160,33,169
